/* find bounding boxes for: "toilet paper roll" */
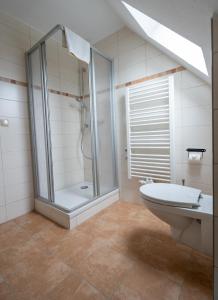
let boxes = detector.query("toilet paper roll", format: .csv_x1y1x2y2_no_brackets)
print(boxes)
188,152,202,161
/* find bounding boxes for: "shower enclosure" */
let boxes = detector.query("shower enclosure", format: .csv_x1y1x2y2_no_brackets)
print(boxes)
26,25,118,212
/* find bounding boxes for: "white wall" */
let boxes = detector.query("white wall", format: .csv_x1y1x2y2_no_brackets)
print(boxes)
173,71,212,193
95,27,212,204
0,11,34,223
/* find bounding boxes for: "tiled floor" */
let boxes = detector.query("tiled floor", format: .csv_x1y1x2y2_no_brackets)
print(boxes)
0,201,213,300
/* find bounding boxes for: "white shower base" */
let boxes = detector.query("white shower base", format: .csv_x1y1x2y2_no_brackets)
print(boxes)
54,181,113,211
55,181,93,211
35,188,119,229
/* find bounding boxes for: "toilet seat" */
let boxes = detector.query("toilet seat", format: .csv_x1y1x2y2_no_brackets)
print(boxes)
140,183,202,208
139,183,213,256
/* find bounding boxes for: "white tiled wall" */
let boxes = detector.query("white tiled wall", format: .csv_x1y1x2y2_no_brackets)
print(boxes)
46,36,85,191
173,71,212,194
95,27,212,203
50,102,84,191
0,11,34,223
213,13,218,298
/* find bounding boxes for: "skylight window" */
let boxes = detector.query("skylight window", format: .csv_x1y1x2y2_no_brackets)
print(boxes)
122,1,208,76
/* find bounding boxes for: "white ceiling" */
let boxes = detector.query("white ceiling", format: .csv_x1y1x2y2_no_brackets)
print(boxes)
0,0,124,43
0,0,218,80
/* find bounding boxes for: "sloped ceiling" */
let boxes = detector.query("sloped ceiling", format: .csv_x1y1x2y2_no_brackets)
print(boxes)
0,0,124,43
107,0,218,82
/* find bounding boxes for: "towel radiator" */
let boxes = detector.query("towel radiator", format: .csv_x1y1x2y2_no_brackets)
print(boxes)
125,76,174,182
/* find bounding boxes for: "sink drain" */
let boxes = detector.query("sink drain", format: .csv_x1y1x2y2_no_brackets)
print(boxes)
80,185,88,189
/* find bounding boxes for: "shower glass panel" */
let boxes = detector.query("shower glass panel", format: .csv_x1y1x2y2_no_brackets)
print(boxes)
29,48,50,200
26,25,118,213
92,51,117,195
45,32,94,211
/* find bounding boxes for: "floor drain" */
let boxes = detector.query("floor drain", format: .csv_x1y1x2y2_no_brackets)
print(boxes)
80,185,88,189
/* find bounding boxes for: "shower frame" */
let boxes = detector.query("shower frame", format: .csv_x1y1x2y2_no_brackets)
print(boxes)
25,24,118,210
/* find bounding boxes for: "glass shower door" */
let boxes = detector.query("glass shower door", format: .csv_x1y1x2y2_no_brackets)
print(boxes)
91,50,117,196
27,46,53,201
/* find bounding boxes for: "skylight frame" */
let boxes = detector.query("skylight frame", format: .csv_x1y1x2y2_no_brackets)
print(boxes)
122,1,208,76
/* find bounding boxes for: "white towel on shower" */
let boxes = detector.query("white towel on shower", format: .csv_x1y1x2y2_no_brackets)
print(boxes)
63,27,90,64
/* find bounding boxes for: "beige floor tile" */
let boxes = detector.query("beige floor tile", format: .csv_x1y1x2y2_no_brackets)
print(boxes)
0,220,18,236
71,281,106,300
76,245,134,297
5,253,72,298
112,261,181,300
0,224,31,252
179,281,212,300
45,270,82,300
0,281,15,300
51,229,95,268
0,236,42,276
14,212,54,234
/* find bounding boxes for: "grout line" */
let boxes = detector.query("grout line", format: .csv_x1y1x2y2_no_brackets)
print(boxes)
73,278,108,299
5,196,34,207
0,97,27,102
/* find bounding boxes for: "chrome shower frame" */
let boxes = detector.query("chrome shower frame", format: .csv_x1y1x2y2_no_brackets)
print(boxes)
25,24,118,210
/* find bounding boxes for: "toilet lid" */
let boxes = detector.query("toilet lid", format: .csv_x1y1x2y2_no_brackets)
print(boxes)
140,183,201,208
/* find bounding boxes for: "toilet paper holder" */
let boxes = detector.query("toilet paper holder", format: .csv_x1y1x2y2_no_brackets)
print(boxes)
186,148,206,159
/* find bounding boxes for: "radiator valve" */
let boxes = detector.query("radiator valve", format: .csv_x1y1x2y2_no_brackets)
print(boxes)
139,177,153,185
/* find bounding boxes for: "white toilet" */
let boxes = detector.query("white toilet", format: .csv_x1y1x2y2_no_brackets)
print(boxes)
140,183,213,256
